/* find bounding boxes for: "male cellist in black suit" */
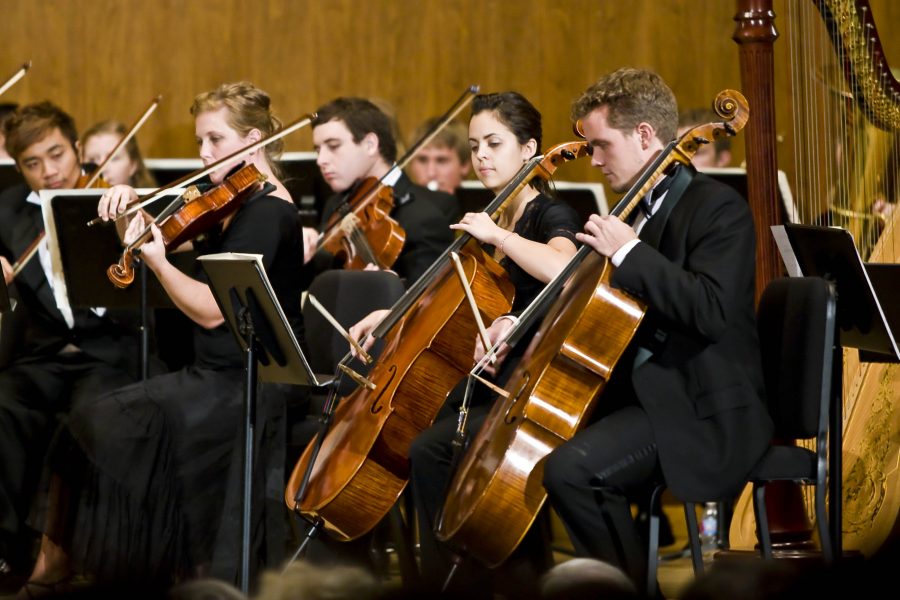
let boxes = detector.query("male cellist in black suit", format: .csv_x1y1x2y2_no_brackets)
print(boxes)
0,102,137,584
541,68,774,594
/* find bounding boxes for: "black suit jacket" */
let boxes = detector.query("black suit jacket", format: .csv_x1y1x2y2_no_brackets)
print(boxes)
317,172,455,285
0,183,139,372
611,169,774,502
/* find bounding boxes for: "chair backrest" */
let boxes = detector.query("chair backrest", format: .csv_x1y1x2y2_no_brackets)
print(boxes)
303,269,405,374
756,277,836,440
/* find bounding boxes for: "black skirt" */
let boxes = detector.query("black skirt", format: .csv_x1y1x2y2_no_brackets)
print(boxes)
48,366,289,586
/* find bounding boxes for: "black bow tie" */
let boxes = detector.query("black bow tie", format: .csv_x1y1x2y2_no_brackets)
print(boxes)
639,169,677,218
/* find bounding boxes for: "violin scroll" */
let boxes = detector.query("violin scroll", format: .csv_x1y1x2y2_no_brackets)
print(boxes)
107,254,135,289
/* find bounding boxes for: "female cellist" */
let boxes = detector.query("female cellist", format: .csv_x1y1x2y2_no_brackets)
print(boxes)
20,81,306,594
348,92,581,591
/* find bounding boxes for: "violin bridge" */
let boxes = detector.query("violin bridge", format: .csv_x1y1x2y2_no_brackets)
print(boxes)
183,185,201,202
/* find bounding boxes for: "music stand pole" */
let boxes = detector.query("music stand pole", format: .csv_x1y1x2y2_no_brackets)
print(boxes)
236,307,258,594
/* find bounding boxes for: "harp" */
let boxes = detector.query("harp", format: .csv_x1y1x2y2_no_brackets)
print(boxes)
731,0,900,558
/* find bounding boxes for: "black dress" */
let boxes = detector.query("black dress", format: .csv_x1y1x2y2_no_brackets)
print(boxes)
46,190,305,586
408,191,580,592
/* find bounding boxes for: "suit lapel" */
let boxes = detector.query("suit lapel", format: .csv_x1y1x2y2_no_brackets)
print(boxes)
638,165,695,249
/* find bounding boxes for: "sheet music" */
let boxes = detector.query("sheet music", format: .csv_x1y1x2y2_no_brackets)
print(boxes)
771,225,803,277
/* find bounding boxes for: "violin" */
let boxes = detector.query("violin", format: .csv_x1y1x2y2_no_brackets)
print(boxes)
316,85,479,270
317,176,405,270
107,162,266,288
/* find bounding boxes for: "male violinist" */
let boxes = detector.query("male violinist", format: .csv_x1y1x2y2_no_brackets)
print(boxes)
0,101,138,585
540,68,773,595
310,97,455,285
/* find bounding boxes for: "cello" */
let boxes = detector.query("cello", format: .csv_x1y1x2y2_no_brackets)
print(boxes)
317,86,479,271
284,140,589,541
436,90,750,567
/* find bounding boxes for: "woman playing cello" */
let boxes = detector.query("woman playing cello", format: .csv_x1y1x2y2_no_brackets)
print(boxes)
349,91,581,592
20,81,306,594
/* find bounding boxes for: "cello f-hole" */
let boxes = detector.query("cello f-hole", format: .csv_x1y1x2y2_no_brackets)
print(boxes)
503,371,531,425
370,365,398,414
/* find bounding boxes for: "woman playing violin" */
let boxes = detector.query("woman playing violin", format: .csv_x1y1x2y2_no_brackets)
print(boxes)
350,92,581,593
80,119,156,188
21,82,305,593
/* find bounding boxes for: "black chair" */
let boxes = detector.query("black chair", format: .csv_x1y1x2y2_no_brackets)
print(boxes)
288,269,406,456
646,276,838,595
748,276,837,563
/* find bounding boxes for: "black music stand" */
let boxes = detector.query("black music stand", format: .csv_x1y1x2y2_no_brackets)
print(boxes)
42,189,183,377
773,223,900,560
198,252,329,593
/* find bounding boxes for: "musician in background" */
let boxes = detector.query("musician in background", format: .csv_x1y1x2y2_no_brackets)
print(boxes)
21,82,304,593
406,115,470,221
541,68,773,594
350,91,580,594
0,102,18,161
80,120,157,188
677,107,733,169
0,102,139,583
310,97,455,285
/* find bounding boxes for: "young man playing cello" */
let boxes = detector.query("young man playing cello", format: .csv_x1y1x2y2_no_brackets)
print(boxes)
542,68,773,594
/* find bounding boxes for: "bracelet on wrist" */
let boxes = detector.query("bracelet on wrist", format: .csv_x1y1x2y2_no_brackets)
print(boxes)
499,231,518,254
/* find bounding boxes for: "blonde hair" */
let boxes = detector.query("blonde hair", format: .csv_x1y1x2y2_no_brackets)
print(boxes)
191,81,283,177
81,119,157,188
571,68,678,145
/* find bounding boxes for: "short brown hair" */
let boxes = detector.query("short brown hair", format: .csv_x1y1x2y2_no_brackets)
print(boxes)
3,101,78,160
313,97,397,164
571,68,678,144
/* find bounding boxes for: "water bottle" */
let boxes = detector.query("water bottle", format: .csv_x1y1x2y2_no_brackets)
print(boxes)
700,501,718,548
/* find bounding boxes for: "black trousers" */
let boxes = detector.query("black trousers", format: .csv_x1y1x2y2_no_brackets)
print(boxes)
542,404,661,593
0,353,134,560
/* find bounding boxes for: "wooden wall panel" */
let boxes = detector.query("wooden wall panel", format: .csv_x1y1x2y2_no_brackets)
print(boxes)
1,0,898,196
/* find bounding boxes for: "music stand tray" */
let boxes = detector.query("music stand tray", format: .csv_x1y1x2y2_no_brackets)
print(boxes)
198,252,327,387
773,223,899,360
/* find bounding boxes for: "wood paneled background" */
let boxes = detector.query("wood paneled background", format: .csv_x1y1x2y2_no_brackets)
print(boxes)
2,0,898,194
